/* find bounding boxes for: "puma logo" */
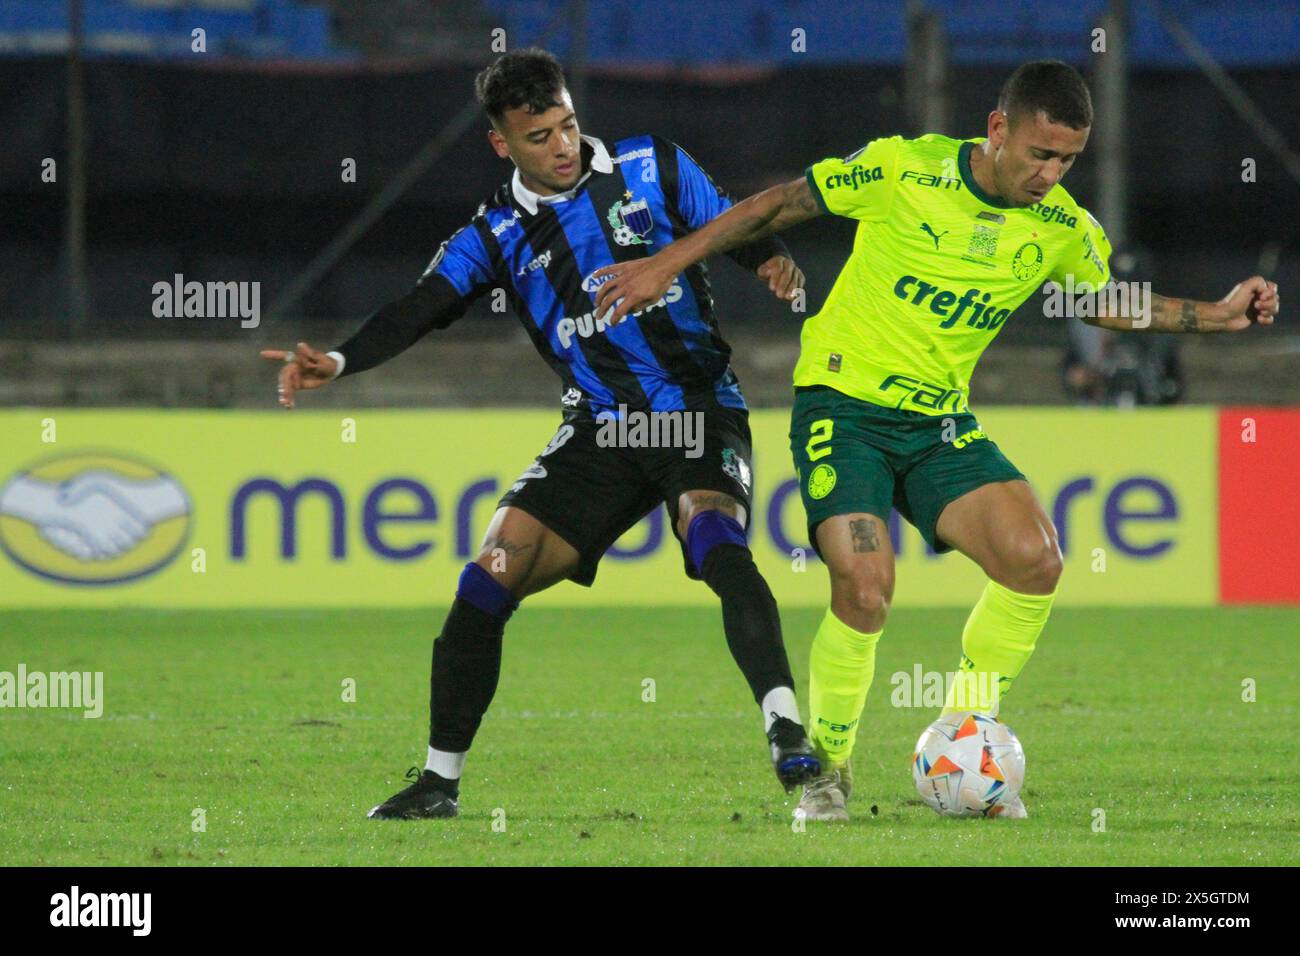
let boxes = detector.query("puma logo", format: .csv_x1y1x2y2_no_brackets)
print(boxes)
920,222,949,249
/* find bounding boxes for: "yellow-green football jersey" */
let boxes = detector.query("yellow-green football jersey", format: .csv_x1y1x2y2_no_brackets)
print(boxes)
794,133,1112,414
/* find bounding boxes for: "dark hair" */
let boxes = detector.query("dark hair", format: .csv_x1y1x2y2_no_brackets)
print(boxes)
998,60,1093,130
475,48,568,125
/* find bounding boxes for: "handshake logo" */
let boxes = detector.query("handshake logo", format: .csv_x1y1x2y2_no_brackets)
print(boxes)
0,456,191,585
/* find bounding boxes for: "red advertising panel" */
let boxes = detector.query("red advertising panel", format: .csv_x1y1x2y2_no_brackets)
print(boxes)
1219,408,1300,603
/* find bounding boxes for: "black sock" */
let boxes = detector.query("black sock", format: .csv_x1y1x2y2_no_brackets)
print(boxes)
428,596,508,755
699,544,795,704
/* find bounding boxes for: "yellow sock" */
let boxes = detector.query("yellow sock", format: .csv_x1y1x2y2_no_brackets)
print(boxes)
942,579,1056,716
808,608,882,766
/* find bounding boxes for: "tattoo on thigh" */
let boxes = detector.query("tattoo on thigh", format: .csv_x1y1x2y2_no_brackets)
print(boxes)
849,518,881,553
491,536,533,557
691,493,737,513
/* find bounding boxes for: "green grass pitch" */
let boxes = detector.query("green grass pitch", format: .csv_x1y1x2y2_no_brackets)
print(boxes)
1,607,1296,866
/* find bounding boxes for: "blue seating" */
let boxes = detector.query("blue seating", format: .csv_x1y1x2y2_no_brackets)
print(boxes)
480,0,1300,67
1,0,1296,65
0,0,346,60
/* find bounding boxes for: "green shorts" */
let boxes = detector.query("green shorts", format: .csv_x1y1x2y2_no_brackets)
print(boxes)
788,385,1026,555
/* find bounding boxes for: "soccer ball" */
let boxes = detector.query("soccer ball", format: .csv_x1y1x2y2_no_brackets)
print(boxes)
911,712,1025,818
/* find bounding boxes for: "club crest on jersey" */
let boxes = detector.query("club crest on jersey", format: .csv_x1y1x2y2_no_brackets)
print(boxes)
721,448,751,493
1011,241,1044,281
561,387,583,407
807,463,837,500
608,191,654,246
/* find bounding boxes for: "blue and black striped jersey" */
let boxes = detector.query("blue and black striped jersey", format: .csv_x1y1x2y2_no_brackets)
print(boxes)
333,134,788,419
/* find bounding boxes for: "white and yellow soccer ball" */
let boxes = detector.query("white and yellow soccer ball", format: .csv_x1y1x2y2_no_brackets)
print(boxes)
911,712,1025,818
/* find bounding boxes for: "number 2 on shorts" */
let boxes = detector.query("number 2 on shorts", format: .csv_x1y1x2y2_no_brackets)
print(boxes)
806,419,834,461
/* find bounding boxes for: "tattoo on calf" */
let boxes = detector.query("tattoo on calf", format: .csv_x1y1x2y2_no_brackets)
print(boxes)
849,518,881,553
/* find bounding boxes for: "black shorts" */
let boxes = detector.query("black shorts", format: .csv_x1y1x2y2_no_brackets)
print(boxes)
498,407,754,586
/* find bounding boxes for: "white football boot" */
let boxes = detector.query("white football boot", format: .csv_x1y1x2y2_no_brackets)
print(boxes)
795,749,853,822
988,794,1028,819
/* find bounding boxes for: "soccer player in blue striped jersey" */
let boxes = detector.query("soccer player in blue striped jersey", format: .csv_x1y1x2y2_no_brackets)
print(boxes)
262,48,820,819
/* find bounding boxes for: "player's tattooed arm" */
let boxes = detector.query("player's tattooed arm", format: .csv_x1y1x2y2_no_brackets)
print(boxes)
1149,296,1205,332
592,177,824,323
769,176,825,231
662,176,823,269
1085,293,1202,331
1084,277,1279,333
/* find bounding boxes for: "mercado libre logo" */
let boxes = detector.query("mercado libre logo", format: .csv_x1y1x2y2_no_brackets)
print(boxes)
0,453,192,586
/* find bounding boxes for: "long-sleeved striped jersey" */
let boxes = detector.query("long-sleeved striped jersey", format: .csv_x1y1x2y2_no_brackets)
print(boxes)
332,134,788,419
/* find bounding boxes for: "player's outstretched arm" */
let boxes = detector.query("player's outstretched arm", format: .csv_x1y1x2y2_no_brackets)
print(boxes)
259,342,338,409
1084,276,1279,333
258,270,477,409
593,176,823,323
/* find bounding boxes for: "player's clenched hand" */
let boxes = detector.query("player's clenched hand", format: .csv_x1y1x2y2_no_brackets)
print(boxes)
259,341,338,409
590,258,677,325
1213,276,1279,332
756,255,804,303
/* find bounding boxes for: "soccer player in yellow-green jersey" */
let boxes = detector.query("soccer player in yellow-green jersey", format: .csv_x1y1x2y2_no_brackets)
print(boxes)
592,60,1279,821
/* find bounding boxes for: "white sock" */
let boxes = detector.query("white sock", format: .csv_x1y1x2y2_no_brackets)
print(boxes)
761,686,800,732
425,746,466,779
